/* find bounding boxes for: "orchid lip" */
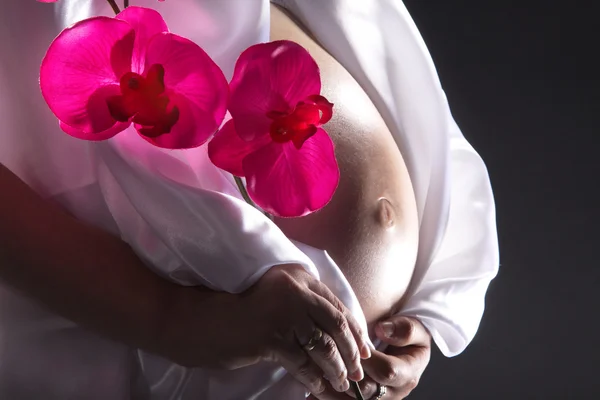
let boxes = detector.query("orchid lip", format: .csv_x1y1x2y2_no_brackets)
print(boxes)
267,95,333,148
106,63,179,137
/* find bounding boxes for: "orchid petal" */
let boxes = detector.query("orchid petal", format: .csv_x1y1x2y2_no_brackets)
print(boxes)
243,128,339,217
59,120,129,141
116,6,168,73
208,120,271,177
40,17,135,134
141,32,229,148
305,94,334,125
229,40,321,141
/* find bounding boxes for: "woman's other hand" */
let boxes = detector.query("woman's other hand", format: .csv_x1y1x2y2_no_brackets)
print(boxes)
307,316,431,399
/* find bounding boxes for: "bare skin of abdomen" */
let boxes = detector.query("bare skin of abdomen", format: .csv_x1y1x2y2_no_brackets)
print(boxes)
270,5,420,332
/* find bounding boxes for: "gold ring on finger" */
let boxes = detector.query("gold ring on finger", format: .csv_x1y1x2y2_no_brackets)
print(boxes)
303,327,323,352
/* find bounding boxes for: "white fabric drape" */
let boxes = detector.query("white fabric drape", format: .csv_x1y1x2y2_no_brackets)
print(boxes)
0,0,498,398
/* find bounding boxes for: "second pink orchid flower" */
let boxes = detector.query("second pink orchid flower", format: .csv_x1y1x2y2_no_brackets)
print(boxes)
209,41,339,218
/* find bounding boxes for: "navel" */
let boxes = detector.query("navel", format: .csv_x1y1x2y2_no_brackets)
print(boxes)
376,197,396,229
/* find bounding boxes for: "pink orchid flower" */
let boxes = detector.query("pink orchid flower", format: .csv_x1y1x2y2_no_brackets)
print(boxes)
40,6,227,149
208,40,339,218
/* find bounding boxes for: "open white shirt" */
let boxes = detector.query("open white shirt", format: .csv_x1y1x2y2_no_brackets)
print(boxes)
0,0,499,398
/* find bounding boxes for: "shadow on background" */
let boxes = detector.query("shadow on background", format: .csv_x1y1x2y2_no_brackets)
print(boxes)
402,1,599,399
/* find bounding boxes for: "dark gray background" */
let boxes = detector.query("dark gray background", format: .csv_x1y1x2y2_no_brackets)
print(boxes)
402,1,599,399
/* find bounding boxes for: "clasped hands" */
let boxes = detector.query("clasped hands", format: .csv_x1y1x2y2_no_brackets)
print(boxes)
308,315,431,400
253,265,432,399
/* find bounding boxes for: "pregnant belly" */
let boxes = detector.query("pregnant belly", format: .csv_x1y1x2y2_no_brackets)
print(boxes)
270,5,419,331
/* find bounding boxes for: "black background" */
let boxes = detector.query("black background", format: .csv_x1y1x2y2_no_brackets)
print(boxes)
402,1,599,399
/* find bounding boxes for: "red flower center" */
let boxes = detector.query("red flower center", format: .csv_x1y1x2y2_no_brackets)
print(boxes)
107,64,179,137
267,95,333,149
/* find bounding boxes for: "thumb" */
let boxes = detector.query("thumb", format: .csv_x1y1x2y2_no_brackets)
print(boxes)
374,316,431,347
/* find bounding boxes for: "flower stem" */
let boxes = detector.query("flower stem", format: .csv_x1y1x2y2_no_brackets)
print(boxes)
351,382,365,400
123,0,129,8
106,0,121,15
234,176,256,208
234,176,273,220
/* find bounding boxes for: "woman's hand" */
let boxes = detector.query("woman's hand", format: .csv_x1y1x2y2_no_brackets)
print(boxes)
257,265,373,393
159,264,371,395
307,316,431,399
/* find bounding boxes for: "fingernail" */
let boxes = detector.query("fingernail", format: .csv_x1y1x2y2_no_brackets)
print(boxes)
350,367,364,382
379,321,395,338
361,343,372,359
340,379,350,392
314,378,325,394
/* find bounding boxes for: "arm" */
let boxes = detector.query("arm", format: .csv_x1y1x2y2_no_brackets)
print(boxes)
0,163,368,390
0,161,183,355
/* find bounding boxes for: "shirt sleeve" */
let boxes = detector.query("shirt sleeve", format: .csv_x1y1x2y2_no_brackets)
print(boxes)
399,117,499,356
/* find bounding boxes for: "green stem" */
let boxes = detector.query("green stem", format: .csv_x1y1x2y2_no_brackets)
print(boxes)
124,0,129,8
234,176,256,208
107,0,121,14
234,176,272,220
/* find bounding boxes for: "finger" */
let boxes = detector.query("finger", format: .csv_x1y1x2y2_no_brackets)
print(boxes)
310,280,371,360
375,316,431,348
307,379,352,400
305,331,350,392
273,339,327,397
344,377,378,399
305,288,364,382
362,346,429,393
294,319,319,350
388,346,429,398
